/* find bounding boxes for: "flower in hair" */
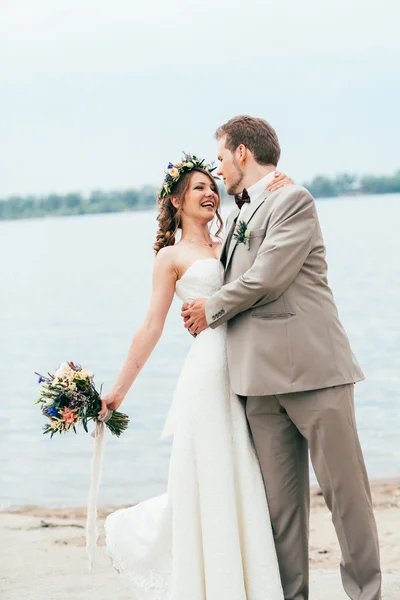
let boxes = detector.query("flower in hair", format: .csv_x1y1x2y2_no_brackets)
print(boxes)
159,152,219,199
168,167,180,179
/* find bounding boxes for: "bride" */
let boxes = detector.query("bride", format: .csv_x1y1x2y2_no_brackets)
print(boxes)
100,156,291,599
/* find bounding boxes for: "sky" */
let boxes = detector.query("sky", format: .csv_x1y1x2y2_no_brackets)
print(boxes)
1,0,399,197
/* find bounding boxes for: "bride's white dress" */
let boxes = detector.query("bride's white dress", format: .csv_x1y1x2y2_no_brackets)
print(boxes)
105,258,283,600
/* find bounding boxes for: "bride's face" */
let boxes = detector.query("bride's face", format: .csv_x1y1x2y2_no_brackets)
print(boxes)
179,172,219,224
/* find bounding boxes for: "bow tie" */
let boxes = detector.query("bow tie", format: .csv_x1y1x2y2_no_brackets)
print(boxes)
234,188,250,210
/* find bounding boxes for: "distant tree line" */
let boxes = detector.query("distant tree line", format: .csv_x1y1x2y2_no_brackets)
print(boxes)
305,170,400,198
0,186,159,221
1,170,400,221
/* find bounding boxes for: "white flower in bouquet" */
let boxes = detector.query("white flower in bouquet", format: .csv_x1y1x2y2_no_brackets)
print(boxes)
54,362,74,380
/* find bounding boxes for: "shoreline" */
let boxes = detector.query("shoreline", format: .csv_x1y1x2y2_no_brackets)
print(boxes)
3,477,400,515
2,191,400,224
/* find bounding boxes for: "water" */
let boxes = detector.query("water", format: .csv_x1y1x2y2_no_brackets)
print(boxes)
1,194,399,508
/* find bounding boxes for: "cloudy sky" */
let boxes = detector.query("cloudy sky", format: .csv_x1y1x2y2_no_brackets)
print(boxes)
2,0,399,197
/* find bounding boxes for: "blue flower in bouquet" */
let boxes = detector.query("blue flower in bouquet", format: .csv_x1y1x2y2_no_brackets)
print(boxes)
38,376,43,383
44,406,58,417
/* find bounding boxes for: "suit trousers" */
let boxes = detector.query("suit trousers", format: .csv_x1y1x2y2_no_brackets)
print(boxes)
243,384,381,600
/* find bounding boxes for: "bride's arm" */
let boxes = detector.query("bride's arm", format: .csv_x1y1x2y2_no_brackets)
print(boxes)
100,249,177,413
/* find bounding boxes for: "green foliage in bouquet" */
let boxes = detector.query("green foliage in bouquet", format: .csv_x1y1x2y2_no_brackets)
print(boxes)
34,361,129,437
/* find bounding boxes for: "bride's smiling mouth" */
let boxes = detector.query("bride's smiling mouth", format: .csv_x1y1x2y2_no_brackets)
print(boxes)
200,200,215,209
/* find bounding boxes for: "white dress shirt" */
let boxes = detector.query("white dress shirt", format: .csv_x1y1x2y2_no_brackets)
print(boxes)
238,170,276,221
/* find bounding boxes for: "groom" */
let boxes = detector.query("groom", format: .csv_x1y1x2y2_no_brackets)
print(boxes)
182,115,381,600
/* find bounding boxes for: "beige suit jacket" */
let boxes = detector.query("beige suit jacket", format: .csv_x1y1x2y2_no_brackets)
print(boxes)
205,185,365,396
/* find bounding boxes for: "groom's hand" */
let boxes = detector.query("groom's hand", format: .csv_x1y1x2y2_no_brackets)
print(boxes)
181,299,208,336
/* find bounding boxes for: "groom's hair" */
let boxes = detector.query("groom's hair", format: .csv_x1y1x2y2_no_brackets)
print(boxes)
215,115,281,166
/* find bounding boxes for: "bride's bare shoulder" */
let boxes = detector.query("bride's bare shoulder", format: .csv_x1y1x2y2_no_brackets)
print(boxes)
154,246,181,278
156,245,177,260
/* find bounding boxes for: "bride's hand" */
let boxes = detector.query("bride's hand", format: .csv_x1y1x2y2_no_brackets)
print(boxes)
266,171,294,192
99,390,123,416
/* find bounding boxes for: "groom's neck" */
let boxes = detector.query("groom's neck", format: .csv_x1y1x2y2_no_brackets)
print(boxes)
241,164,276,190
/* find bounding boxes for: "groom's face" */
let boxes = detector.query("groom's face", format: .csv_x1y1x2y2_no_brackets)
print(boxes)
217,137,244,196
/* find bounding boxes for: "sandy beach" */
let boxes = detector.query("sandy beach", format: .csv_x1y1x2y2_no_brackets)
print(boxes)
1,480,399,599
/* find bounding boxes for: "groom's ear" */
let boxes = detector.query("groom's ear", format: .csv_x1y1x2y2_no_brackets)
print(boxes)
236,144,249,165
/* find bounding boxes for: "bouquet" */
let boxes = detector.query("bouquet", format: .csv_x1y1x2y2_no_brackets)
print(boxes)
34,361,129,437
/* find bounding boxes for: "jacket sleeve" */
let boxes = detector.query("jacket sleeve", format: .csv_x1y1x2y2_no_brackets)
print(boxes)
205,187,316,328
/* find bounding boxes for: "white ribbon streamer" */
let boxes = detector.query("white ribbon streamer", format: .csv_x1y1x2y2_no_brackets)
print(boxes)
86,410,111,570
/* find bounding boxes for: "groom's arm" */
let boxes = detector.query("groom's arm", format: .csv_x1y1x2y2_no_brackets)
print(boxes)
206,186,316,328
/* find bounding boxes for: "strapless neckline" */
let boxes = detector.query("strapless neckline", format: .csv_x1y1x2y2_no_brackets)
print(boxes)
174,258,223,304
177,258,220,286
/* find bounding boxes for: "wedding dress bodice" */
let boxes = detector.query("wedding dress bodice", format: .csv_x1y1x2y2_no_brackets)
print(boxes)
175,258,224,304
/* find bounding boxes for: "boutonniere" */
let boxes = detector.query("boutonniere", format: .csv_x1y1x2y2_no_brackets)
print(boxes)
233,220,251,249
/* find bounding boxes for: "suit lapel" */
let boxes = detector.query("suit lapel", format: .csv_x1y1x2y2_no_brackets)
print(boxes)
244,189,272,226
225,190,272,270
220,207,240,266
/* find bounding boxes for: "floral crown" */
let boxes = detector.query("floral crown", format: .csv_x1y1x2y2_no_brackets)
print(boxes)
159,152,218,199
